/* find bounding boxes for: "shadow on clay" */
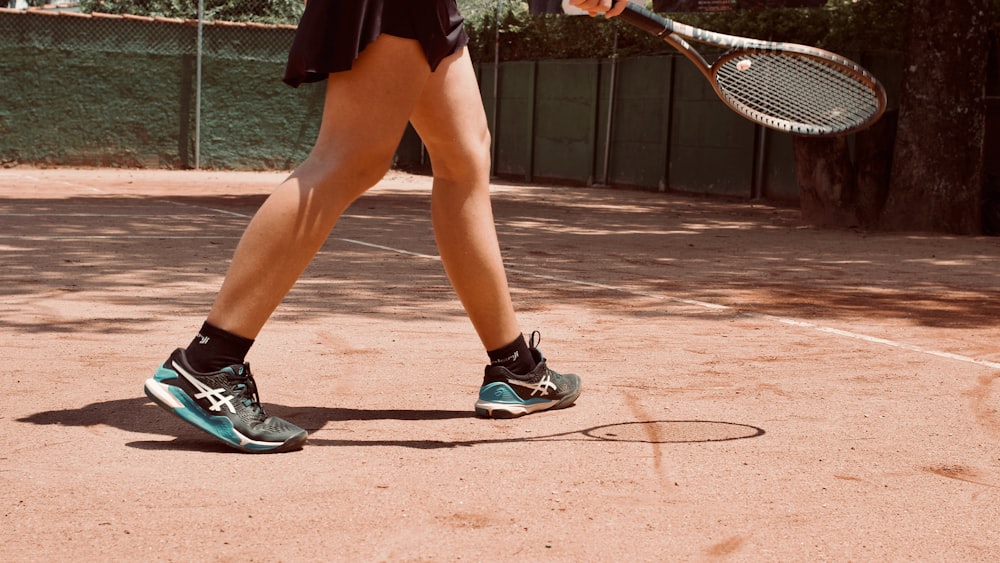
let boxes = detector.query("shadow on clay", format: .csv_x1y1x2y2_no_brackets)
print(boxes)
302,419,765,450
16,397,765,453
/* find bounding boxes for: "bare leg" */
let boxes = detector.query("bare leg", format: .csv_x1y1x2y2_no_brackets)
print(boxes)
409,47,521,351
208,40,521,352
205,36,434,338
148,39,575,443
409,63,585,419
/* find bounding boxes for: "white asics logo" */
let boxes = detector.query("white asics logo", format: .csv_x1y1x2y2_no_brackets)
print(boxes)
509,374,558,397
173,360,237,414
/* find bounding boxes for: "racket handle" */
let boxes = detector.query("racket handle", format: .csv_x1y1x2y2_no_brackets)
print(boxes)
618,3,673,38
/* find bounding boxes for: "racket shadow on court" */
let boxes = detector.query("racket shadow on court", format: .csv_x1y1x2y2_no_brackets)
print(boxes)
303,419,766,450
17,398,765,452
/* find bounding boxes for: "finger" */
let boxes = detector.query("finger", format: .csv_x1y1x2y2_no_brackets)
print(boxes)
605,0,631,18
568,0,613,16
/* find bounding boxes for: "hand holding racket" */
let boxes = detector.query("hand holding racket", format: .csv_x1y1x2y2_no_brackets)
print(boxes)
615,3,887,136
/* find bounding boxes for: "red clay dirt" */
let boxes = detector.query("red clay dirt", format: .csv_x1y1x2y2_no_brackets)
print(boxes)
2,168,999,561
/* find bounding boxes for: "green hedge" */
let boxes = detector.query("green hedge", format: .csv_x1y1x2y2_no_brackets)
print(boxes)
0,11,317,169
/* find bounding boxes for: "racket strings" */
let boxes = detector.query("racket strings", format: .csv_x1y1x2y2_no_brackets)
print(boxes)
715,53,882,135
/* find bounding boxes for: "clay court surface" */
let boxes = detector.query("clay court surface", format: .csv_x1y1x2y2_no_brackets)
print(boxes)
2,167,999,561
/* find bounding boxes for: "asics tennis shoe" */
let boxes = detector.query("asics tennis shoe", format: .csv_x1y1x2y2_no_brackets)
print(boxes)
144,349,307,453
475,337,581,419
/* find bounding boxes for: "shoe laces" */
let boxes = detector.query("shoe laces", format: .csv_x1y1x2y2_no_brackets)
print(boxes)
227,364,266,420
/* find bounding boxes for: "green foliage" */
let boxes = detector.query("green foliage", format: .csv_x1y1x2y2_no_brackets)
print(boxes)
458,0,982,61
203,0,303,24
72,0,998,57
660,0,914,54
76,0,304,24
462,1,669,62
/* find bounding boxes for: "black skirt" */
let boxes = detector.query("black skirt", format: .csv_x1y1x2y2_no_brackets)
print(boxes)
283,0,470,87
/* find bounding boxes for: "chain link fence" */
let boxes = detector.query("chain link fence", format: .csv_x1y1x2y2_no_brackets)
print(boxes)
0,1,513,170
0,1,652,171
0,1,323,169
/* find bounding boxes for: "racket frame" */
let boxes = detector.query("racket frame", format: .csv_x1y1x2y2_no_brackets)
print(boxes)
618,3,888,136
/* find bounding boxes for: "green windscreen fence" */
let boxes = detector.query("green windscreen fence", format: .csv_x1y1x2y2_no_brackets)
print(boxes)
2,9,914,202
606,56,673,189
668,59,758,197
492,61,535,181
530,60,601,185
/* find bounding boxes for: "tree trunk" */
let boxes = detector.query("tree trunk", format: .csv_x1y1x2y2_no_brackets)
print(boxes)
854,109,897,228
793,135,859,228
879,0,990,234
792,108,898,231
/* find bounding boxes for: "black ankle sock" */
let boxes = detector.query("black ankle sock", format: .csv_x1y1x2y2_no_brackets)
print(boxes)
183,321,254,373
488,334,536,375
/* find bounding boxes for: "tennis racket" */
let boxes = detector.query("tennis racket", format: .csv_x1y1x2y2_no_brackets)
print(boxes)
617,3,887,136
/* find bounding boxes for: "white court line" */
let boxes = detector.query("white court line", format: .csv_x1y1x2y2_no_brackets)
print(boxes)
5,185,998,371
1,173,244,217
341,239,1000,371
160,199,252,218
757,315,1000,369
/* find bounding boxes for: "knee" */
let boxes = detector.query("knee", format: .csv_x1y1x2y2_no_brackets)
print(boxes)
304,140,397,197
426,126,492,185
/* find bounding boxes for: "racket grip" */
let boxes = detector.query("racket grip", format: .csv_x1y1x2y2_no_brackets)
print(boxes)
618,4,672,38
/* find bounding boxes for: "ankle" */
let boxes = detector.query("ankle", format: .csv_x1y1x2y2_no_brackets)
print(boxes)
184,321,254,373
487,333,537,375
